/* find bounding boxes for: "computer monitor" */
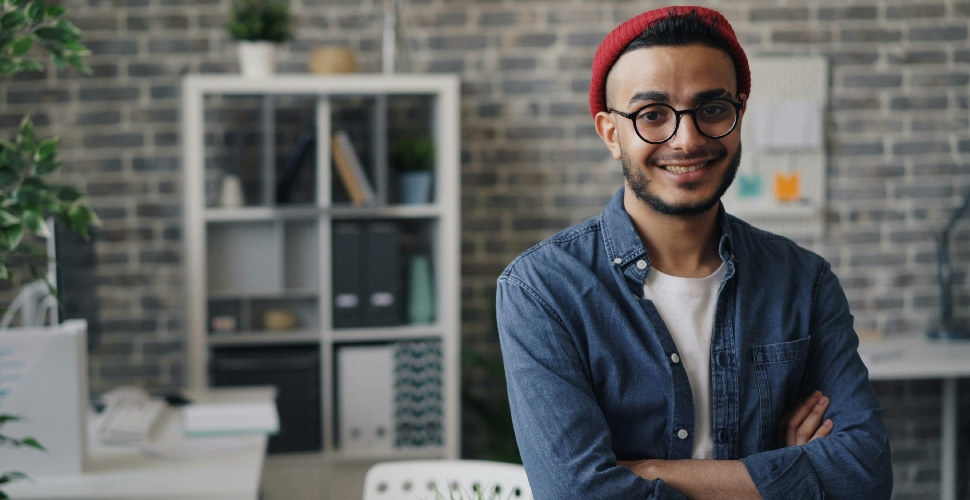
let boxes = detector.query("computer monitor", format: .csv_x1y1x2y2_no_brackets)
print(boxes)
49,220,101,348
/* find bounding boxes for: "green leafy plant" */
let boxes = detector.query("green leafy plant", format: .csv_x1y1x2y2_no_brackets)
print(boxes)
0,0,98,493
225,0,293,43
390,136,435,172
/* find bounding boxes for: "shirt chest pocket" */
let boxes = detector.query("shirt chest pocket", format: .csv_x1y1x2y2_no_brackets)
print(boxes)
752,337,811,451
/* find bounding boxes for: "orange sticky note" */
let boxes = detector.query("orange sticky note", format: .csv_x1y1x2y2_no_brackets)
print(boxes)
774,172,801,202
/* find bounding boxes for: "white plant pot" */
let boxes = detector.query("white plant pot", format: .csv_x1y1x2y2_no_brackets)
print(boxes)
237,41,277,78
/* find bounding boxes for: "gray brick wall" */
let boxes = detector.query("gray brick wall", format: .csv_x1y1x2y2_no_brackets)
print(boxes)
1,0,967,496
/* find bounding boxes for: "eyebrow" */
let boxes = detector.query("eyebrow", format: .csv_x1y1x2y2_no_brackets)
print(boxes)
627,88,732,107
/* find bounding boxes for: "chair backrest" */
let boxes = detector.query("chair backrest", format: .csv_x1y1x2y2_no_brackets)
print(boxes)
363,459,533,500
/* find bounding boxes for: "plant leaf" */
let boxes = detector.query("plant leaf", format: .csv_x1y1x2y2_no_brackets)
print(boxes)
0,415,22,425
6,223,24,250
26,0,43,21
18,115,35,144
11,36,34,57
20,436,44,450
35,137,57,162
45,5,66,18
0,168,20,189
0,10,26,31
22,210,50,238
0,210,20,227
56,185,82,203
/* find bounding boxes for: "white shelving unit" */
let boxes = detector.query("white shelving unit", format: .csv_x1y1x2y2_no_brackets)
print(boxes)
181,74,461,499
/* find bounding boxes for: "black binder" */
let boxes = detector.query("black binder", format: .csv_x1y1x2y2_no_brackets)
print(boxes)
332,222,363,328
364,222,403,326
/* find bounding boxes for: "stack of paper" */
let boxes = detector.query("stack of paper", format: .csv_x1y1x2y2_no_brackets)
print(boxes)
183,402,279,437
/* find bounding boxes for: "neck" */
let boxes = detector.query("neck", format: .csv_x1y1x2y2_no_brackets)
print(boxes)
624,189,723,278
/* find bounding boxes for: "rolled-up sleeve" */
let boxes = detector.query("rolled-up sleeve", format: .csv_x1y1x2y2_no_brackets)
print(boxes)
741,264,893,499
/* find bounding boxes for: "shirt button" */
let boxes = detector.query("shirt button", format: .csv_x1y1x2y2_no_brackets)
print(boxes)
636,260,647,270
677,429,689,440
670,353,680,364
613,258,622,265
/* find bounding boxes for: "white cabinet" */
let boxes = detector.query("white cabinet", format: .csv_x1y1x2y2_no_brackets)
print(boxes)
181,74,460,496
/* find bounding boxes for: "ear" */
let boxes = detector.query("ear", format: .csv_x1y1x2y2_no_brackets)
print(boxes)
594,111,623,160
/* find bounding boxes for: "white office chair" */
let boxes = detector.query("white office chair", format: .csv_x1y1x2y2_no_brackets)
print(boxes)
362,459,533,500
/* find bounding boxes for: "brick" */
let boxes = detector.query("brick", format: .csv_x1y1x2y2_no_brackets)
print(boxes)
888,50,948,65
842,73,902,88
910,73,970,87
79,87,140,102
134,156,181,172
818,6,877,20
512,34,556,48
7,89,71,104
831,141,884,156
147,38,210,53
428,59,465,72
549,9,603,25
84,39,139,55
840,29,903,43
429,35,488,50
567,32,607,48
499,57,536,71
478,12,519,27
829,96,881,110
501,79,558,94
891,141,950,155
822,50,879,66
749,7,809,21
909,26,967,41
889,96,949,110
136,203,181,218
887,5,946,18
82,133,145,148
771,30,832,44
77,110,121,125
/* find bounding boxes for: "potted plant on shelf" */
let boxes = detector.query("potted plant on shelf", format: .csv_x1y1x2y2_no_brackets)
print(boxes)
0,0,99,491
390,136,434,205
226,0,294,78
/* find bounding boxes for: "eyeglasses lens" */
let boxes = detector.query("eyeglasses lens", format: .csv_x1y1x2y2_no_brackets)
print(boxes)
634,98,738,143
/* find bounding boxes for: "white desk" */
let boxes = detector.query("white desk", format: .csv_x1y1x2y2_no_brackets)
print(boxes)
860,337,970,500
5,387,276,500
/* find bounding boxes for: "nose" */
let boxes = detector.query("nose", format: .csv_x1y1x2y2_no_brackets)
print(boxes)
665,113,707,152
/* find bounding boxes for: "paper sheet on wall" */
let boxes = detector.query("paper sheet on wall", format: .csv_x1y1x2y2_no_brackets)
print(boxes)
752,101,822,151
0,333,55,407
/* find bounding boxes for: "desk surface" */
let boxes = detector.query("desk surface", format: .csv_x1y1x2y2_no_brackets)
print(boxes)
5,387,274,500
860,336,970,380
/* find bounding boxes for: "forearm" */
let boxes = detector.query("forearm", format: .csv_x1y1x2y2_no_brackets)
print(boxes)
620,459,760,500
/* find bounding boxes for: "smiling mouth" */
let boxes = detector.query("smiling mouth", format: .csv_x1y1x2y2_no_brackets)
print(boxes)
660,162,708,174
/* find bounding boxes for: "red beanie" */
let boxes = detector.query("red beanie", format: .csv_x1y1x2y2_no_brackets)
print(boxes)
588,6,750,117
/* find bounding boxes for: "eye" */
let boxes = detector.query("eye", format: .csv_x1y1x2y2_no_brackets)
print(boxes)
636,105,670,125
698,101,730,120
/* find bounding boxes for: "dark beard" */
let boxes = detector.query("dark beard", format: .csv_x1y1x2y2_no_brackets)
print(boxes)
622,144,742,217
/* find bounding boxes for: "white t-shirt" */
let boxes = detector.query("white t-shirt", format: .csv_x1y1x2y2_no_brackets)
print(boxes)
642,261,727,459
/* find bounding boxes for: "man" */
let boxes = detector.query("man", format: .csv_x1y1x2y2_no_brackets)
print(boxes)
496,6,892,499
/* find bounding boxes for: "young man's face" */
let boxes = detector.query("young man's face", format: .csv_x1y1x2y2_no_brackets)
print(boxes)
595,44,747,217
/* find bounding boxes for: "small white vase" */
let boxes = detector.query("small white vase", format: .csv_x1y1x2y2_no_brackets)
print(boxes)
237,41,277,78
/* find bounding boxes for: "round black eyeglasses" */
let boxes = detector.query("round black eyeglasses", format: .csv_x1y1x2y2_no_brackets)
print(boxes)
610,98,744,144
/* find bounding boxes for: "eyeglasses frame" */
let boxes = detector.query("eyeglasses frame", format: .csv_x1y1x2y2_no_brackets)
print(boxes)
609,97,745,144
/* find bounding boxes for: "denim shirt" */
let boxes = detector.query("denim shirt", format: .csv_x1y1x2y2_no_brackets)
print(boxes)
496,188,892,499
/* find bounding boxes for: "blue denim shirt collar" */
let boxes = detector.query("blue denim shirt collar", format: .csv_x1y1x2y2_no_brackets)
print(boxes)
601,186,736,292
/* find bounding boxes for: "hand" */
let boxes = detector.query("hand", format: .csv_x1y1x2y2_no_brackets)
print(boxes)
778,390,833,446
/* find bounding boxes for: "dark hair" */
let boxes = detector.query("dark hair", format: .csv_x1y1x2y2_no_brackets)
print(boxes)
623,10,735,57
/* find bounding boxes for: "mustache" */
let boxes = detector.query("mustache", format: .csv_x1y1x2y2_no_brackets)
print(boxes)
647,146,727,166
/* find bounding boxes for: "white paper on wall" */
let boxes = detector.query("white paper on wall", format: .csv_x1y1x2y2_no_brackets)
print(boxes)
752,101,822,151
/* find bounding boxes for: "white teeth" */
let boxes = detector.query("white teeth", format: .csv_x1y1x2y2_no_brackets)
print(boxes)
662,163,705,174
